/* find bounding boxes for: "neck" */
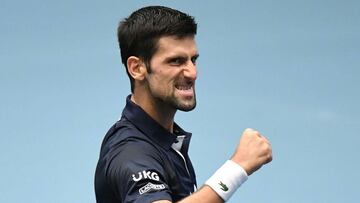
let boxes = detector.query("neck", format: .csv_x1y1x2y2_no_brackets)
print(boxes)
131,93,176,133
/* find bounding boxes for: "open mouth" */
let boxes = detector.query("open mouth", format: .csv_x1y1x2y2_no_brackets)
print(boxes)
175,82,194,96
175,84,193,90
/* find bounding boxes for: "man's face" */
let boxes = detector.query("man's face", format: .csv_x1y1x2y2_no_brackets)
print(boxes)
145,35,199,112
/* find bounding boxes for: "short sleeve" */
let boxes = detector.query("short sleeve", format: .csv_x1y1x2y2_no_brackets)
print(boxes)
106,139,173,203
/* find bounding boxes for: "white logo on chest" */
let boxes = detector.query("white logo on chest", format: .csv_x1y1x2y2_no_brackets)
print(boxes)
132,170,160,182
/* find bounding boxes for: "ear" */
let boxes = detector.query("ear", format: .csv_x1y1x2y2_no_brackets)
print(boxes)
127,56,147,81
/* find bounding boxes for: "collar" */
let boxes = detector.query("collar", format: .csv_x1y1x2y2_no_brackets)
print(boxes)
122,95,192,151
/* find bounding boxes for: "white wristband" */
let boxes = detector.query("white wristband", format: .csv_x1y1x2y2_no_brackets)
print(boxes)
205,160,248,202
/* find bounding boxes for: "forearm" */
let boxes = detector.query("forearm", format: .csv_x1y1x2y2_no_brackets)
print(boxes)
177,185,223,203
154,186,223,203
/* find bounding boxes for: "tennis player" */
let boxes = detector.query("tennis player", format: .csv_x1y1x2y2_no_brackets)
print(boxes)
95,6,272,203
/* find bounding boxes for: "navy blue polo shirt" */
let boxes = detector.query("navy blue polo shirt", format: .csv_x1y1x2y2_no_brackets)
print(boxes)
95,96,197,203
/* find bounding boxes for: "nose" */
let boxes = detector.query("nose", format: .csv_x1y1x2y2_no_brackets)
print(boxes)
183,62,197,81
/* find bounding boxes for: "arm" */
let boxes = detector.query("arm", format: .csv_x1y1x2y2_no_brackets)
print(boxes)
154,186,223,203
154,128,273,203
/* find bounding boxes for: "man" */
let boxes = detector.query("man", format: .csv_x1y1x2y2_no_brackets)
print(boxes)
95,6,272,203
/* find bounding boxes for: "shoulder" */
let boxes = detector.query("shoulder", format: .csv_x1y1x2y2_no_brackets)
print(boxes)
102,124,166,179
111,138,164,168
110,139,164,169
96,118,173,202
103,120,163,160
101,119,151,155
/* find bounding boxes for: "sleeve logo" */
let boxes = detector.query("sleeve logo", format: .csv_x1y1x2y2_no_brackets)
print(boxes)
139,182,165,195
132,170,160,182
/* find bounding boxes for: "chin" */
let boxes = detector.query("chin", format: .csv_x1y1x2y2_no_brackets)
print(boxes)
176,101,196,112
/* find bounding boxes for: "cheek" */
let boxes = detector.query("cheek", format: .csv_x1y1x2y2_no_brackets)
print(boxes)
148,73,169,91
148,67,180,90
155,70,176,84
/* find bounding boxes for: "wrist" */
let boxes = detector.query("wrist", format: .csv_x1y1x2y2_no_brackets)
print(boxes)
205,160,248,201
230,158,251,175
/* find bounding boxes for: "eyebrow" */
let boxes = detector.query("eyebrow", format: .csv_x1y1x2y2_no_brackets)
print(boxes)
164,53,199,61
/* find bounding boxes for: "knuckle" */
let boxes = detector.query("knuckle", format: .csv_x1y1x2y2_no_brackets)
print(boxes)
267,145,272,153
245,128,253,132
244,128,254,135
261,140,269,148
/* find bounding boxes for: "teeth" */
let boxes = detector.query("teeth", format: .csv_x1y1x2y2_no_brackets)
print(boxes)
177,85,191,90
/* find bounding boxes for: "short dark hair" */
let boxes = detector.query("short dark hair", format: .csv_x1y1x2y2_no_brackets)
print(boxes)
117,6,197,92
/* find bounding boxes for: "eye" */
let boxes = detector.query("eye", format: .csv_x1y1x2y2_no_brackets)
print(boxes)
191,55,199,65
169,57,185,66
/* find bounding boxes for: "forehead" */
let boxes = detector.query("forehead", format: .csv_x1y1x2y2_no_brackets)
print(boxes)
154,36,198,57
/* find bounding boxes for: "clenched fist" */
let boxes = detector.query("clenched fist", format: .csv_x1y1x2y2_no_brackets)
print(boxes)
231,128,272,175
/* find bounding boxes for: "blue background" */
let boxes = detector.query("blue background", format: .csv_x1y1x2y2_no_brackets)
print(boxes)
1,0,359,202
